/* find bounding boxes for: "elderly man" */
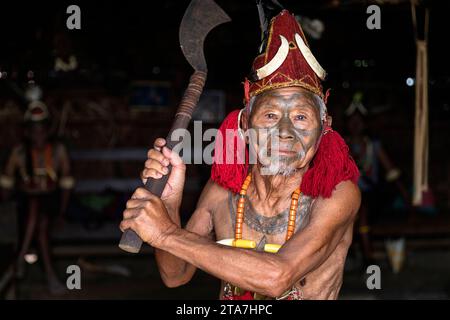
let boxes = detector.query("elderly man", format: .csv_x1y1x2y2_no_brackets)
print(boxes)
120,10,360,300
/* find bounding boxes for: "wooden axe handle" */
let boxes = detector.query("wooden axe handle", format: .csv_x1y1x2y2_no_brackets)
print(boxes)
119,70,207,253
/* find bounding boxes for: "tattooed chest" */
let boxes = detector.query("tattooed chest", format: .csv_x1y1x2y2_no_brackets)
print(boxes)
215,192,312,250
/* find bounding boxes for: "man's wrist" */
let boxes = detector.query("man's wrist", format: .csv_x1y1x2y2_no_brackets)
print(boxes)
157,222,180,249
165,205,181,225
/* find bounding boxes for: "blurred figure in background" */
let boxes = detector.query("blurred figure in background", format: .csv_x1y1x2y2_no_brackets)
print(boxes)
345,92,409,267
0,101,74,294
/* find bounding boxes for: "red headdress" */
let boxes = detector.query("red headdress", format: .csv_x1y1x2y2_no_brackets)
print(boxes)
247,10,326,102
211,10,359,198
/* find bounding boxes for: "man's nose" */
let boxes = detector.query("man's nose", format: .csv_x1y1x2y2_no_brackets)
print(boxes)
278,116,294,140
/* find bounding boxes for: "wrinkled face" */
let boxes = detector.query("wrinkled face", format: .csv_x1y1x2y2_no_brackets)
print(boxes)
246,87,324,176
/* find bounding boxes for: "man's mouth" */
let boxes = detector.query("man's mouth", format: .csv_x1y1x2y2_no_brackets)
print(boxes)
277,149,297,156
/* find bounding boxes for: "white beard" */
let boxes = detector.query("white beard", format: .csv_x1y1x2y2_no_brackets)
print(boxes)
260,156,299,176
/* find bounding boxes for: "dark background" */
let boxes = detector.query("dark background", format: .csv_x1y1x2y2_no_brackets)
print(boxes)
0,0,449,299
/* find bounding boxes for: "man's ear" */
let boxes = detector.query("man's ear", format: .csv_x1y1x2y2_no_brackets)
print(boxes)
240,109,250,144
241,110,249,131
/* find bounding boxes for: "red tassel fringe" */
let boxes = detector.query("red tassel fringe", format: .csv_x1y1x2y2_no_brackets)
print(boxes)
300,127,360,198
211,111,360,198
211,110,248,194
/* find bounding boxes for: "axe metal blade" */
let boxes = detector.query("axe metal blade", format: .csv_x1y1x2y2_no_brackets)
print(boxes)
179,0,231,72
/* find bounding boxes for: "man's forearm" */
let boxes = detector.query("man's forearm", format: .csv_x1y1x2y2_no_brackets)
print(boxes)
158,227,291,297
154,209,192,286
154,248,192,286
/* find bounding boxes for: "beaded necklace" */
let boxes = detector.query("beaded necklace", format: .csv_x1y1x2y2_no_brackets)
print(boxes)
235,173,301,243
221,173,304,300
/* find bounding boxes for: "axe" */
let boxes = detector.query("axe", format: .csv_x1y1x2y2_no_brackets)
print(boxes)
119,0,231,253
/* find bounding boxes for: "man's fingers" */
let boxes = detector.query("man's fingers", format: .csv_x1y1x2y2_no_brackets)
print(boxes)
141,169,162,185
120,219,135,233
144,159,169,175
147,149,169,166
131,187,158,200
161,146,185,169
123,207,140,219
142,168,164,181
153,138,166,151
140,170,148,185
125,199,145,210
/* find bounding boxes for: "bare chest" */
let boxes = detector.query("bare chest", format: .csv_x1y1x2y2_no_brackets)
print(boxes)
212,191,313,250
212,191,354,299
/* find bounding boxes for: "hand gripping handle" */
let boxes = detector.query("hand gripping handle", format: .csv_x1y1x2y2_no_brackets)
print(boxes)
119,71,206,253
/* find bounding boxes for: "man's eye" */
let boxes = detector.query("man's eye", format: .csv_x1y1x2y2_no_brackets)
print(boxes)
265,113,278,120
295,115,307,121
